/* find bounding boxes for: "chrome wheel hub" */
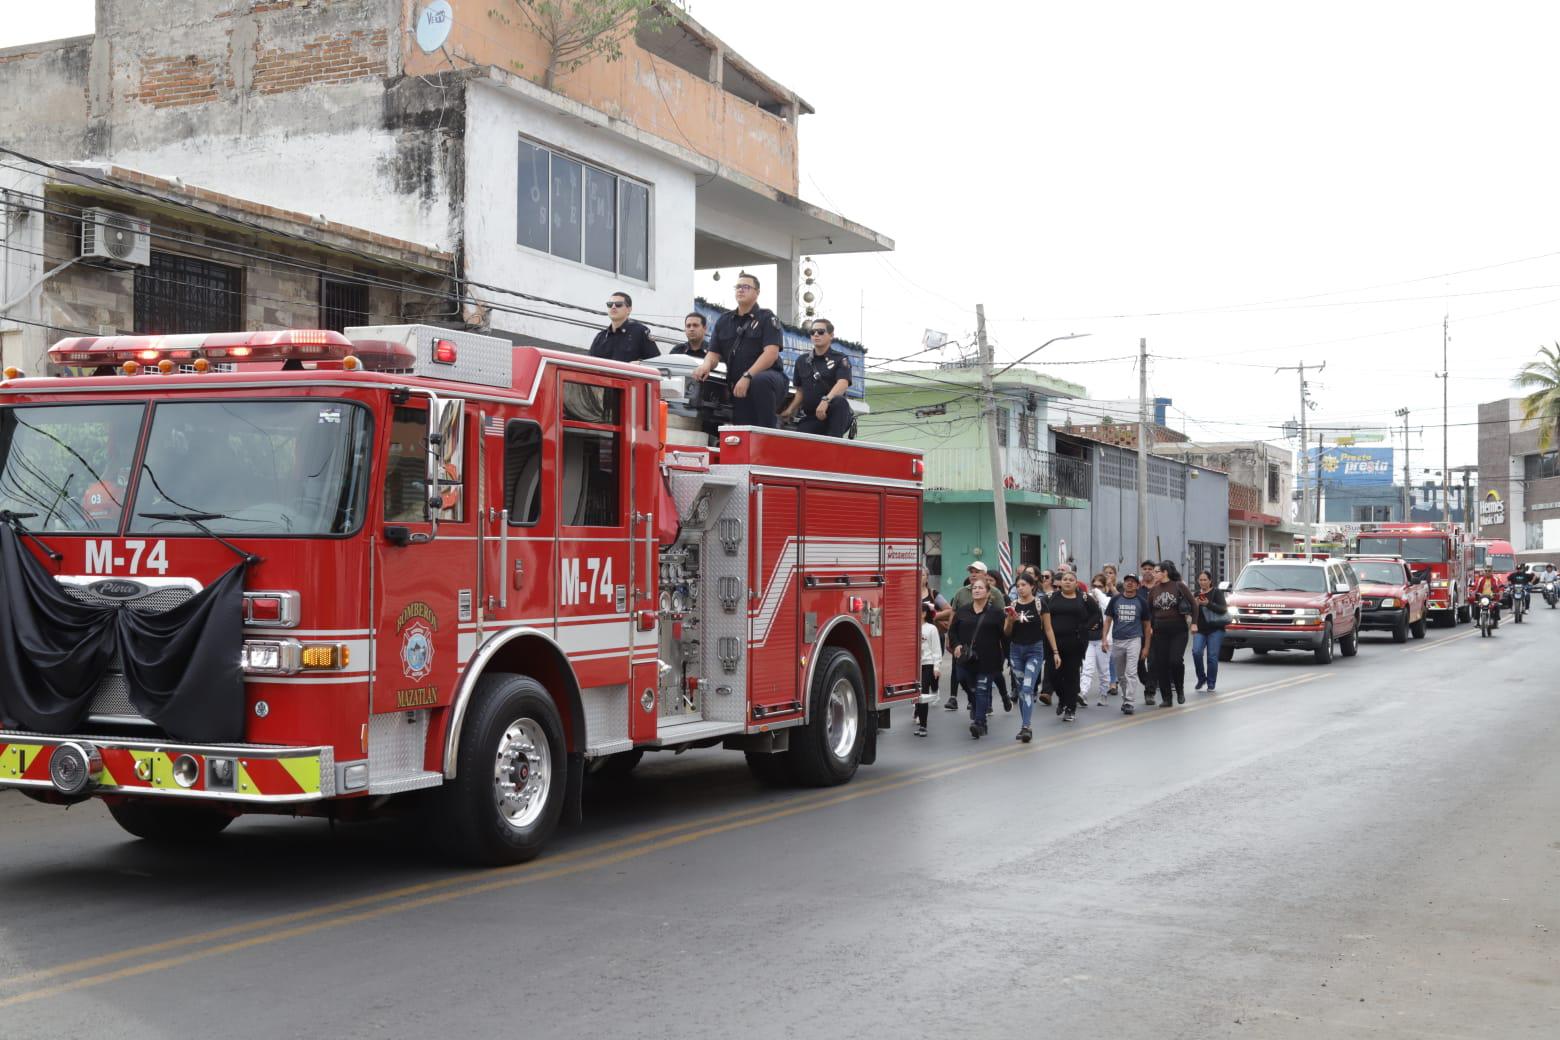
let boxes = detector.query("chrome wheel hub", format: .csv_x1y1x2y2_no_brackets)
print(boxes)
493,718,551,830
825,677,858,760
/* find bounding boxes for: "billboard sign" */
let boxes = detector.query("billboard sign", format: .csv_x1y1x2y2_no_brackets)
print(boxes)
1309,446,1394,489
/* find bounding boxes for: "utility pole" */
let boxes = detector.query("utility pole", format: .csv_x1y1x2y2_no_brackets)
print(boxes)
978,304,1011,588
1137,338,1150,569
1278,360,1322,558
1401,413,1414,521
1441,313,1450,526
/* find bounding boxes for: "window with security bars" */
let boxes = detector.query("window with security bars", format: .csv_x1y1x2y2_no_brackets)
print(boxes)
134,252,242,334
320,278,369,333
1189,541,1227,582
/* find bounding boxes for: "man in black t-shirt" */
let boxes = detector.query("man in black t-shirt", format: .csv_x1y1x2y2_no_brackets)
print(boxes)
671,312,710,358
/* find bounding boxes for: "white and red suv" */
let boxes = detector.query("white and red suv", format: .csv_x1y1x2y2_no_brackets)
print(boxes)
1219,553,1363,664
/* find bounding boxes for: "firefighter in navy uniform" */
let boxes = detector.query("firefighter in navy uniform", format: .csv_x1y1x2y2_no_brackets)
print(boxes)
589,291,659,363
671,312,710,358
690,271,788,428
782,317,853,437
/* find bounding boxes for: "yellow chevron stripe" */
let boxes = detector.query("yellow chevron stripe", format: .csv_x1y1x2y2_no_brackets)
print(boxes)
0,744,45,781
278,757,321,794
236,761,256,795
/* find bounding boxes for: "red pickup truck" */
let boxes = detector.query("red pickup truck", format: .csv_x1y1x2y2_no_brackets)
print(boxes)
1345,554,1430,643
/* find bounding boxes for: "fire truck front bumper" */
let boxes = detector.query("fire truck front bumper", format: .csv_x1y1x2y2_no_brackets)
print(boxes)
0,732,335,804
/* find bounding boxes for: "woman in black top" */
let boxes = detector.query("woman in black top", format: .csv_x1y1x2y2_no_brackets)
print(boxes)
1190,569,1229,693
1041,571,1099,722
1148,560,1197,706
949,577,1004,739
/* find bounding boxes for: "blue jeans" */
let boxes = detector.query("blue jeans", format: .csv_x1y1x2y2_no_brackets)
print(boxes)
1191,627,1225,688
1009,640,1046,728
969,673,994,725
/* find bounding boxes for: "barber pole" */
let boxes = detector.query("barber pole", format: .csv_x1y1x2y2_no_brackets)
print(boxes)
997,538,1014,589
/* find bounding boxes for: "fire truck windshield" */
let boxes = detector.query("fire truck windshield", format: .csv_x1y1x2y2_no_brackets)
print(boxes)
1235,564,1328,593
1351,561,1409,584
1355,536,1448,563
129,400,372,537
0,403,146,532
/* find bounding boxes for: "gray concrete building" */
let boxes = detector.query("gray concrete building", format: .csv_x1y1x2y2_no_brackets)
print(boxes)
1478,396,1560,562
1049,430,1231,582
1,163,453,371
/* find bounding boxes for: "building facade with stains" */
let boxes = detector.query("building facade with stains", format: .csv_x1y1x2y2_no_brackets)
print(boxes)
0,0,889,369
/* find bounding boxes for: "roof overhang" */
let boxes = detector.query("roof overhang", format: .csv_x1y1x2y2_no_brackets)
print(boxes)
48,163,453,271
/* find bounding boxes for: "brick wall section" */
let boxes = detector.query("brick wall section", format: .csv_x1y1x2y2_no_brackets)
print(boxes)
253,29,387,95
1230,482,1262,514
133,54,221,109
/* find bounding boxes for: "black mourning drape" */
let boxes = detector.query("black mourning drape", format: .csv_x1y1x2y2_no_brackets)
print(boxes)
0,526,247,742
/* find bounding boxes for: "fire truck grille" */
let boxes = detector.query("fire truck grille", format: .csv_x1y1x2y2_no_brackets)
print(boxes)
58,584,198,723
61,584,196,614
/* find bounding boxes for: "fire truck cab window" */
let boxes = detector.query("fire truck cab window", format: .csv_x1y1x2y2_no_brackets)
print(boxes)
129,400,372,536
383,406,462,523
504,420,544,525
0,403,145,533
560,381,622,528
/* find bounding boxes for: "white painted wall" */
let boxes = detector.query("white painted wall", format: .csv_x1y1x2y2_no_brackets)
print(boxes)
463,81,697,353
108,99,457,253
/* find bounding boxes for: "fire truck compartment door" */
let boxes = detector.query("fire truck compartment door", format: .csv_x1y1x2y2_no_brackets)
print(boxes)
373,402,477,718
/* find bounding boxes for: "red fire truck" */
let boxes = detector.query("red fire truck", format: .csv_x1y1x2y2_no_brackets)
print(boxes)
1352,522,1472,627
0,326,923,864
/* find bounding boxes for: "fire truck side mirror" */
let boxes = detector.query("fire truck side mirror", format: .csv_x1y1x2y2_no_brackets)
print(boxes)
428,397,465,487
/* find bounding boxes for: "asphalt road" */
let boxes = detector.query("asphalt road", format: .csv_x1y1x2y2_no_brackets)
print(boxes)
2,615,1558,1039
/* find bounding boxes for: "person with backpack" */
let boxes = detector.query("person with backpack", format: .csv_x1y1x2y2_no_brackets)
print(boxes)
1148,560,1197,706
949,575,1005,738
1041,570,1101,723
1002,573,1046,743
1190,569,1229,692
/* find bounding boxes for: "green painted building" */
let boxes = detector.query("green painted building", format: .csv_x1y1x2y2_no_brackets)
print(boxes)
858,366,1091,601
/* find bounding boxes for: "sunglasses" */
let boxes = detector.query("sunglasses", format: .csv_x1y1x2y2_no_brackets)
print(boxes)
1041,573,1053,581
605,301,626,309
810,329,829,336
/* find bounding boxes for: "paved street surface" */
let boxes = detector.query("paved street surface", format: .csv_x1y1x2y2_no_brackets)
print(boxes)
2,619,1557,1039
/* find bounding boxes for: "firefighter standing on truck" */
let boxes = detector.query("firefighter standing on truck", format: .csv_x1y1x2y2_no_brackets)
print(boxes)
782,316,852,437
691,271,787,428
589,291,659,363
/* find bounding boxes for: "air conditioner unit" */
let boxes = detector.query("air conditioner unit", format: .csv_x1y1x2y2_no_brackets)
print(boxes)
80,208,150,268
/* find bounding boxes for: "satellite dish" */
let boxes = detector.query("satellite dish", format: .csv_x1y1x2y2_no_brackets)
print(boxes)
415,0,454,54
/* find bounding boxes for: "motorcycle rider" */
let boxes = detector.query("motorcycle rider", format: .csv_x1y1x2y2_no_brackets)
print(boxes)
1471,566,1502,627
1542,563,1559,604
1506,562,1536,615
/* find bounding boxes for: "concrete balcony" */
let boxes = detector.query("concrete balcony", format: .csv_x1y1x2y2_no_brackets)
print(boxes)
923,447,1091,508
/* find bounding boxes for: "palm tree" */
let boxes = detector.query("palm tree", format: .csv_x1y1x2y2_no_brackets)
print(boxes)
1516,343,1560,451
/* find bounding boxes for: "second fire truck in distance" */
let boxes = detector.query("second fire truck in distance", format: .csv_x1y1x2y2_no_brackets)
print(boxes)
0,326,923,864
1353,522,1472,627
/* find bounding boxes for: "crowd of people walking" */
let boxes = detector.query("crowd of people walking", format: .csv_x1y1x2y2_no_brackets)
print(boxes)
919,556,1230,740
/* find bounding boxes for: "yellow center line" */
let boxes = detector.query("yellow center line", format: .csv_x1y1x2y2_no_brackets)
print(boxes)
0,670,1324,1009
1408,628,1480,653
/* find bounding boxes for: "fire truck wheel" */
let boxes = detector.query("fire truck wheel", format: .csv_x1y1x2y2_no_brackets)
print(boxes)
789,647,867,787
744,750,796,787
106,800,234,843
439,673,566,866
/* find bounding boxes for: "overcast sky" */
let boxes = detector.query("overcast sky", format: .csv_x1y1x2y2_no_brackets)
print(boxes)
8,1,1560,475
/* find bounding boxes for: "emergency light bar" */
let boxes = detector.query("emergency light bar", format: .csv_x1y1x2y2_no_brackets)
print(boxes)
45,329,415,370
